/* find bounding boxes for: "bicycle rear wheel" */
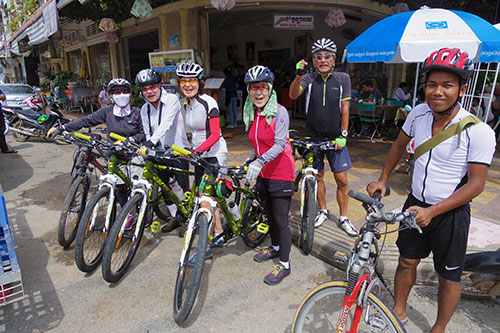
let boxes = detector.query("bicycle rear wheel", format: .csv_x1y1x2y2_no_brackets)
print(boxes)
74,187,115,272
173,213,209,324
292,281,405,333
101,193,146,282
58,175,89,248
241,197,268,248
300,178,316,255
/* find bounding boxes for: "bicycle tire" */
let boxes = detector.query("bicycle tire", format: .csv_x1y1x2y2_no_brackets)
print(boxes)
292,281,406,333
173,213,209,324
58,175,89,248
300,178,316,255
101,192,146,282
241,197,268,248
74,187,115,272
151,183,171,222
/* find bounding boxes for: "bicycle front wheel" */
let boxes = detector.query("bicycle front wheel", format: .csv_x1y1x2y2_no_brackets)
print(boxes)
292,281,405,333
300,178,316,255
173,212,209,324
58,175,89,248
241,197,268,248
101,193,146,283
74,187,115,272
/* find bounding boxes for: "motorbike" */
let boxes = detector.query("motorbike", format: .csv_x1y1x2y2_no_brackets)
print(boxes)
461,250,500,300
7,101,71,142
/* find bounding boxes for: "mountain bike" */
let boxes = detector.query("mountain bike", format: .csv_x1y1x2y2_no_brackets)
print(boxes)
171,145,269,325
100,134,197,283
292,188,422,333
57,131,108,248
74,134,143,273
289,130,335,255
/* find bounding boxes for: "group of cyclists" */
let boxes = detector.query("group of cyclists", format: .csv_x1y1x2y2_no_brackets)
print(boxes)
49,36,497,332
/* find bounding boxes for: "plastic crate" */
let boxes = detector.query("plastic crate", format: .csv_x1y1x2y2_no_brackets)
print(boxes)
0,185,23,305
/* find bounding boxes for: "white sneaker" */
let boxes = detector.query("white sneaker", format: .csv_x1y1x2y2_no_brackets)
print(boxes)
314,210,329,228
338,218,359,237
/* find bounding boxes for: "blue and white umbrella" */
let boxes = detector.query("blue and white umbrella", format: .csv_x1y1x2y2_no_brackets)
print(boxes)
345,6,500,63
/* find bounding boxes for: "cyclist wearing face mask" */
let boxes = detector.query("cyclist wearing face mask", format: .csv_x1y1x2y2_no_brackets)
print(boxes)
50,78,144,143
49,78,145,206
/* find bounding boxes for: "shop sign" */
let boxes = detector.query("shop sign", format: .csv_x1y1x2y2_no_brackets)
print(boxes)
274,14,314,30
43,0,58,37
149,50,195,73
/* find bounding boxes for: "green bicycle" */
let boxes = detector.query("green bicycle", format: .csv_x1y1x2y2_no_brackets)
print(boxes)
100,133,199,283
171,145,269,325
289,130,335,255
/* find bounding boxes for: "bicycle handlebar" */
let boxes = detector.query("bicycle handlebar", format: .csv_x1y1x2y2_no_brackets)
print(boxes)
348,188,422,233
110,132,126,142
289,139,336,151
74,132,91,141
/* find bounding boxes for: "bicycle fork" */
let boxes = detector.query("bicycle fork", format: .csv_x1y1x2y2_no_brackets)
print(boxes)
300,167,318,217
89,174,118,235
121,179,151,242
179,196,216,265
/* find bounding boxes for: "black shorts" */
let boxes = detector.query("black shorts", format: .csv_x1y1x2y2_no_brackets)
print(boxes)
310,140,352,173
255,177,294,198
396,194,471,282
194,157,218,185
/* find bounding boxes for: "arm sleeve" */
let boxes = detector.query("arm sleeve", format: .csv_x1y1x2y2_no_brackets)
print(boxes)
260,106,289,163
64,107,109,132
196,115,221,153
149,95,180,145
401,105,422,138
299,73,312,91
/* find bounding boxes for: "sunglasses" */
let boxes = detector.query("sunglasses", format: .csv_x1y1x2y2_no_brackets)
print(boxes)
314,53,334,60
180,78,198,86
249,83,269,92
140,85,159,93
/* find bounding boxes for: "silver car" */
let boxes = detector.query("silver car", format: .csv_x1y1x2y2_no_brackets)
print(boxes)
0,83,43,111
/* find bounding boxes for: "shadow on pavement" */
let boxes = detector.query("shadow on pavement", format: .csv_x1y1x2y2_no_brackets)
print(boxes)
0,202,64,331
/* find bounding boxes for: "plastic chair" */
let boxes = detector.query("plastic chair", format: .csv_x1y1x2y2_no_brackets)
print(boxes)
357,103,382,143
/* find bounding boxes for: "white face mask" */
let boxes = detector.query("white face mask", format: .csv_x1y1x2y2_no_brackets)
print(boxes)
113,93,131,108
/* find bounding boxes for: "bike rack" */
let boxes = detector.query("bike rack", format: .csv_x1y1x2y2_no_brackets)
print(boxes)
0,185,24,305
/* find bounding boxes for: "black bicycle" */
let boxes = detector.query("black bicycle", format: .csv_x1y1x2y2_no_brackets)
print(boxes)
57,132,108,248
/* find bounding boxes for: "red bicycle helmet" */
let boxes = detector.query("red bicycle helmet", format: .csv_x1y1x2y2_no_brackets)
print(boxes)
421,48,473,81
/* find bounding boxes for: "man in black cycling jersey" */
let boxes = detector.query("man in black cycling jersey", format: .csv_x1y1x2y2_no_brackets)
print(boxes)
368,48,496,332
289,37,358,237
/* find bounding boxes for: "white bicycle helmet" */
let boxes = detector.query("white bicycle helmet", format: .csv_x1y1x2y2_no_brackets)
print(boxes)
311,38,337,55
244,65,274,84
176,62,206,80
135,69,162,87
107,78,131,93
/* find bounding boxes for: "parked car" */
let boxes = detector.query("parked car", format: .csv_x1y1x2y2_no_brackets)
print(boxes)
0,84,44,112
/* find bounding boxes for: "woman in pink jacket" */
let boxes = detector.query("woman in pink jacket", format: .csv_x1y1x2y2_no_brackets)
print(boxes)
243,65,295,285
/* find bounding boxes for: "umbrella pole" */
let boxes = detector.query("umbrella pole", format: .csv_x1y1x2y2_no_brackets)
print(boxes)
412,63,420,108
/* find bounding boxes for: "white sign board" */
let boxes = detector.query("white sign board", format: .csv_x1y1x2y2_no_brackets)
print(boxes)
274,14,314,30
43,0,58,37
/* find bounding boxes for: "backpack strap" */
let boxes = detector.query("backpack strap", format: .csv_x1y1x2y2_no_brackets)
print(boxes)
414,115,481,161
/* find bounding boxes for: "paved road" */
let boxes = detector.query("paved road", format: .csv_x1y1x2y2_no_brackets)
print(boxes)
0,131,499,332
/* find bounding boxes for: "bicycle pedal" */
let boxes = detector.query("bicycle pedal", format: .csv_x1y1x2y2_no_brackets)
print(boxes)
334,251,348,264
256,223,269,234
150,221,161,233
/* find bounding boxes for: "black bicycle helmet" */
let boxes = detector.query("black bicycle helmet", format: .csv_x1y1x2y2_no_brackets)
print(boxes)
244,65,274,84
176,62,206,80
107,78,131,93
135,69,162,87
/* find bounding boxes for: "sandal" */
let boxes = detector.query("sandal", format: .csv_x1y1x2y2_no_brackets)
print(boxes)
2,149,17,154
